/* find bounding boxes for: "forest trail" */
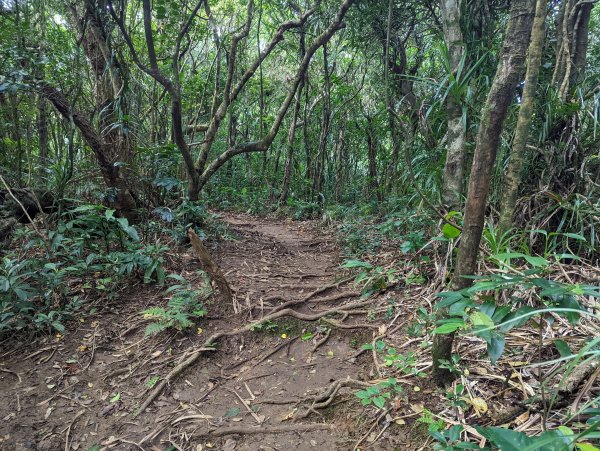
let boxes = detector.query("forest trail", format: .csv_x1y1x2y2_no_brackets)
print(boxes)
0,213,411,450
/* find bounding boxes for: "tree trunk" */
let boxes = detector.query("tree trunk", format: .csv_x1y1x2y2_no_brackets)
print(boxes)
313,44,332,197
39,84,136,219
498,0,547,232
37,95,49,170
552,0,595,100
366,117,380,201
431,0,536,386
440,0,467,210
334,126,345,202
64,0,138,219
280,83,304,204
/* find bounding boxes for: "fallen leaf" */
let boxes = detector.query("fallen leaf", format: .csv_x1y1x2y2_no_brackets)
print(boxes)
222,439,237,451
281,409,296,421
469,397,488,414
410,403,424,413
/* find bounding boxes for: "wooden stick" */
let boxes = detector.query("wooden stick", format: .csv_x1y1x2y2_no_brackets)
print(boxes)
188,228,233,303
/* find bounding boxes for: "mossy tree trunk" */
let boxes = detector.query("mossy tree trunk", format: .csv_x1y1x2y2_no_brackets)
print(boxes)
498,0,547,233
440,0,467,211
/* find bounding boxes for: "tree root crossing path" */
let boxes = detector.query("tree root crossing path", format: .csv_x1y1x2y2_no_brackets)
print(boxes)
0,213,404,450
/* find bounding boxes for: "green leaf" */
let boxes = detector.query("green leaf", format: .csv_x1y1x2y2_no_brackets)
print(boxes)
523,255,550,268
110,392,121,403
442,223,461,239
487,332,505,364
341,260,373,269
355,390,370,399
433,322,464,334
225,407,240,417
477,426,575,451
477,427,534,451
556,295,583,324
554,339,572,357
436,291,468,309
498,306,535,332
146,376,160,388
470,311,494,328
373,396,386,409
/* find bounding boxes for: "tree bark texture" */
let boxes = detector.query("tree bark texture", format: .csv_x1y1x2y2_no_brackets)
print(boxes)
432,0,536,386
440,0,467,210
498,0,547,232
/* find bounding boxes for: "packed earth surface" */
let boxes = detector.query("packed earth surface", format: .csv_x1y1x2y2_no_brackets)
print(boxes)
0,213,428,450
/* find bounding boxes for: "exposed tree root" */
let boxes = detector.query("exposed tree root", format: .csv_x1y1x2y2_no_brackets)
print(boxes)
311,329,332,354
296,378,372,419
135,298,376,417
200,423,334,437
264,275,356,312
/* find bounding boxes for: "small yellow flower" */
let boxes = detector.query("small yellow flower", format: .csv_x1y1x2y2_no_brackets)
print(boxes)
77,345,87,352
413,386,421,392
197,327,203,335
280,333,287,339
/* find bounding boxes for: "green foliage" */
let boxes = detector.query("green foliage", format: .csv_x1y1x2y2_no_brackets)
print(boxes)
0,205,169,334
430,425,486,450
362,340,425,377
142,275,210,335
417,408,446,434
434,270,598,364
342,259,397,296
153,201,230,242
438,353,464,377
355,378,402,409
476,425,588,451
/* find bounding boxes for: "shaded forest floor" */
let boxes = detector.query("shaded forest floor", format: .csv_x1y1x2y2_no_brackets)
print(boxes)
0,213,421,450
0,212,597,450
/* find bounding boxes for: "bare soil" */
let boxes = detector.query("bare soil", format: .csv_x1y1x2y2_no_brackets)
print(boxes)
0,213,435,450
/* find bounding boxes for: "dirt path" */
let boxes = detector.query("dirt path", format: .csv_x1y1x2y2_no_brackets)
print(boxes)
0,213,407,450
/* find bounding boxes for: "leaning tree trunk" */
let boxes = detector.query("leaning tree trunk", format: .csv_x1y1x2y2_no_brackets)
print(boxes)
440,0,467,211
39,84,137,219
498,0,547,232
431,0,536,386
